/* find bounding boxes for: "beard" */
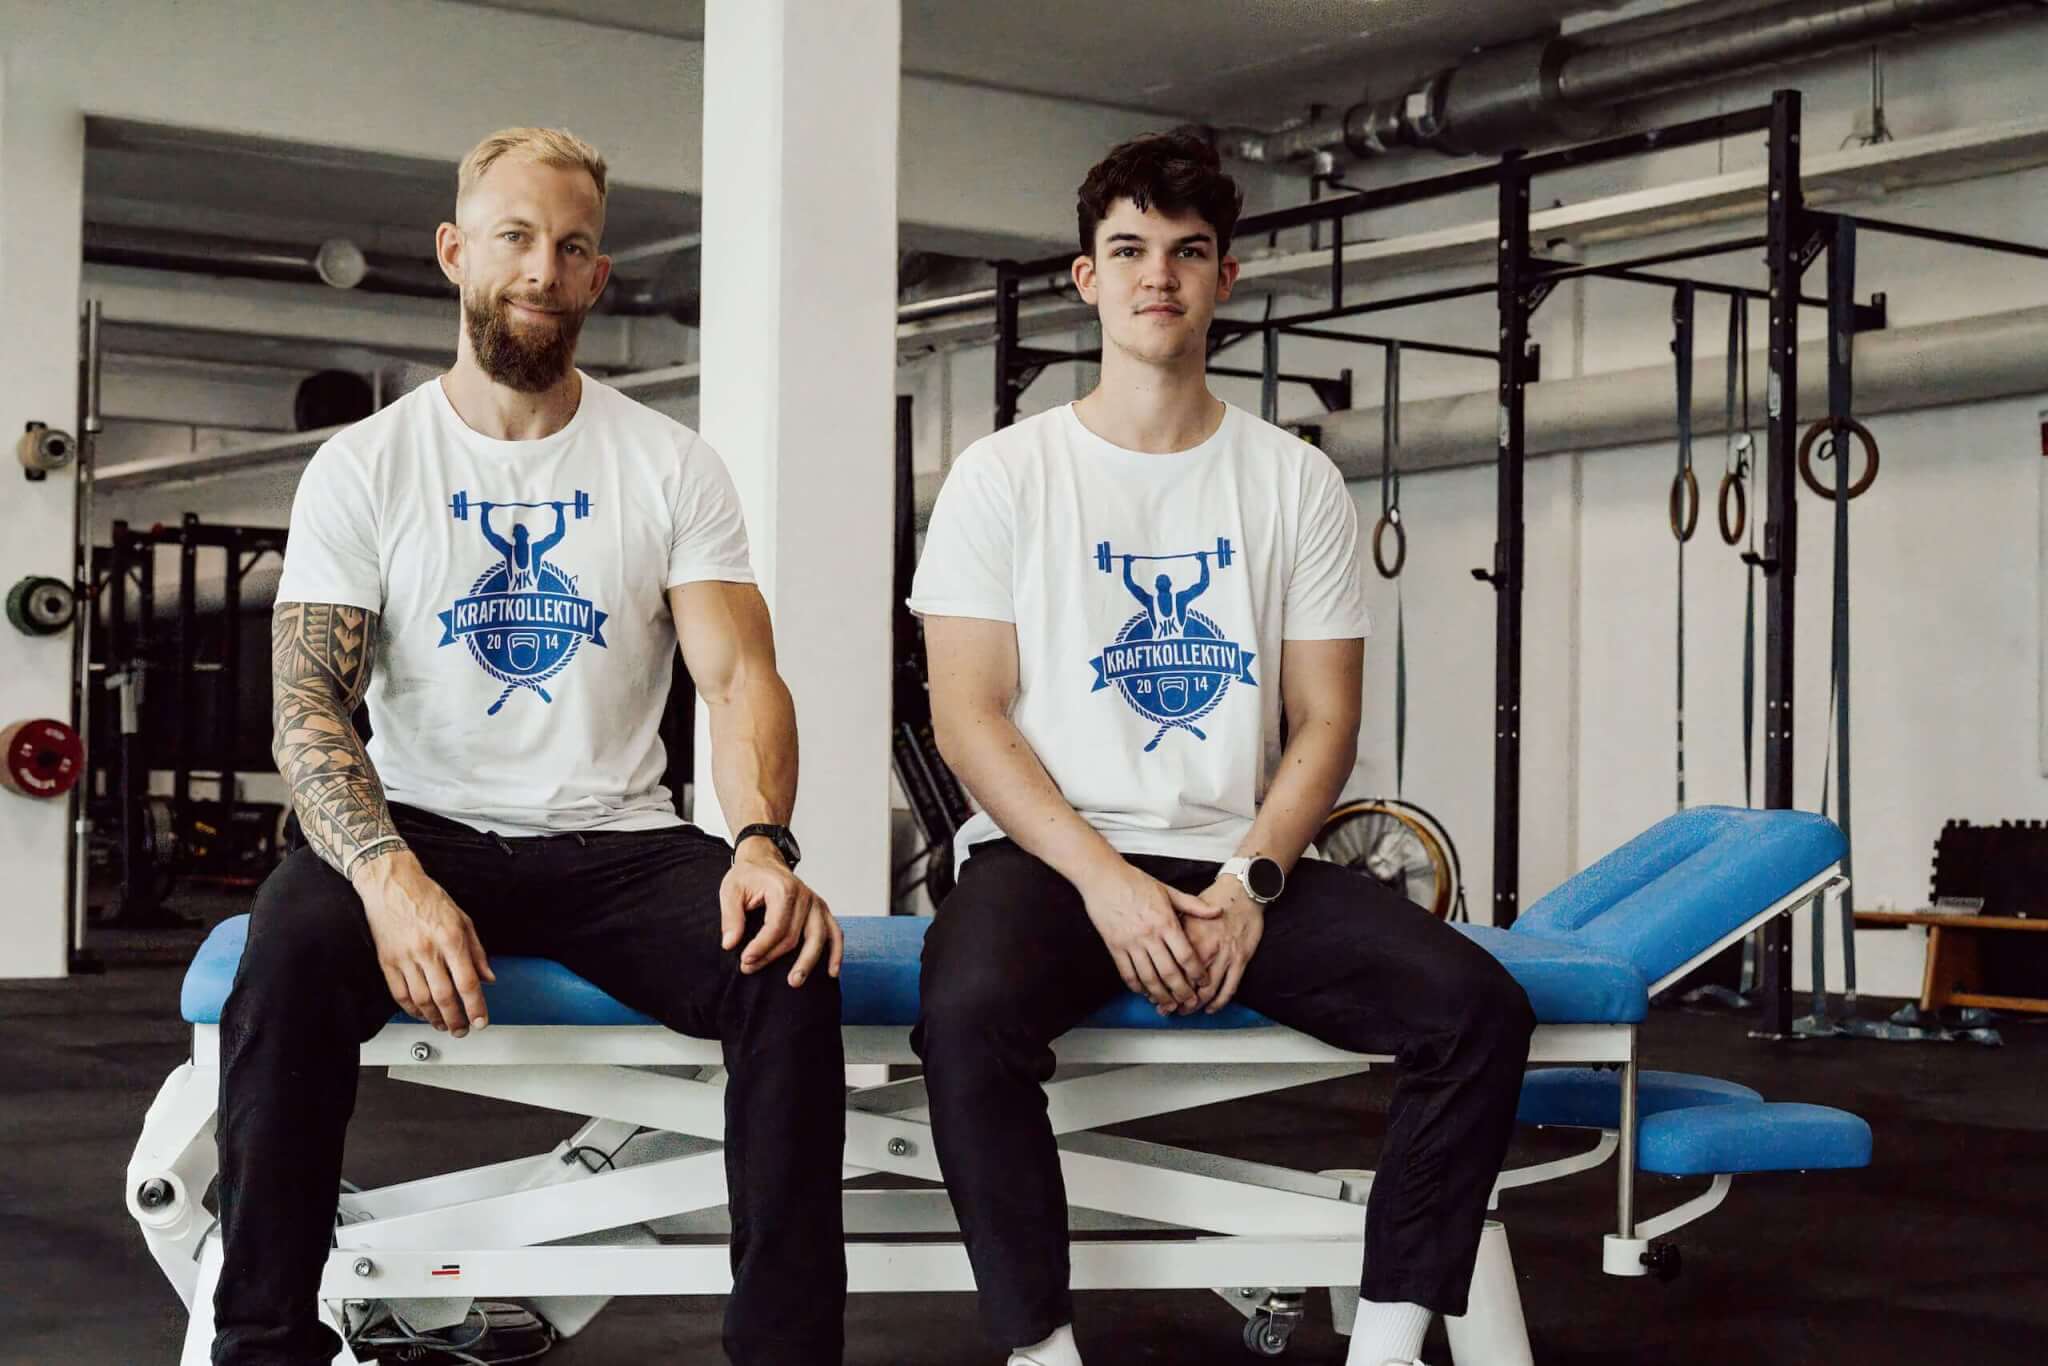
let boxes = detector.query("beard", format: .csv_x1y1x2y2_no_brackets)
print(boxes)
464,288,588,392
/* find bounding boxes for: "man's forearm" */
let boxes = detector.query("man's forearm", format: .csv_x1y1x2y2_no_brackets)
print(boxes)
939,711,1123,891
705,670,799,838
1230,717,1355,874
271,602,405,878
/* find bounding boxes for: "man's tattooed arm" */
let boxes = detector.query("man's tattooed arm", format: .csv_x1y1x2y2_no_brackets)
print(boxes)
271,602,406,877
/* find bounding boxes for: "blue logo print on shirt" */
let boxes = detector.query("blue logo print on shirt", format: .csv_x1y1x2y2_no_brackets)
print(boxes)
1087,545,1256,752
436,498,608,715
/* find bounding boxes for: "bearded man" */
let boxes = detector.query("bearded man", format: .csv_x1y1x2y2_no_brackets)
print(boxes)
214,127,848,1366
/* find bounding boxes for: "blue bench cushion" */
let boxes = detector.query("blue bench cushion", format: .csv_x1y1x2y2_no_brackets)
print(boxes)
1453,926,1646,1024
179,916,663,1027
181,910,1653,1029
176,914,1270,1030
1516,1068,1762,1129
847,919,1649,1028
183,810,1844,1029
1638,1101,1872,1176
1512,806,1844,988
838,915,1268,1029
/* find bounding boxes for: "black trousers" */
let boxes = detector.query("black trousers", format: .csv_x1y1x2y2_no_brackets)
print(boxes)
211,805,847,1366
911,840,1536,1349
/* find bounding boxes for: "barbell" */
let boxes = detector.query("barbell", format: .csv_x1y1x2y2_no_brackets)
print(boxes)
448,490,594,522
1093,537,1234,574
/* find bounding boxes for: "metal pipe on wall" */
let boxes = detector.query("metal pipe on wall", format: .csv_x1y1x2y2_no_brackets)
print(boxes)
1300,302,2048,478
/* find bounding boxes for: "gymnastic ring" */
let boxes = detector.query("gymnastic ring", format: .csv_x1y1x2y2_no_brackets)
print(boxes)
1669,467,1700,543
1718,470,1747,546
1371,512,1407,579
1798,418,1880,500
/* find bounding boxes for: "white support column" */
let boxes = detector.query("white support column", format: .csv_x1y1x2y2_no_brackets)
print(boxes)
694,0,899,922
0,63,85,978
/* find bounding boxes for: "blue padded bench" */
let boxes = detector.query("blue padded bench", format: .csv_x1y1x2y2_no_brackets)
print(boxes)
1640,1102,1872,1176
138,805,1867,1358
1516,1066,1871,1178
1518,1068,1762,1129
181,805,1848,1033
179,914,1644,1028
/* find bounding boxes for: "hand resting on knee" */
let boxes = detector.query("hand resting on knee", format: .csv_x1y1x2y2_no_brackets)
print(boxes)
352,849,496,1038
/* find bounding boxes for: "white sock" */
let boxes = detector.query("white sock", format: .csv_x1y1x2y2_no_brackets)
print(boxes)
1345,1298,1431,1365
1008,1321,1083,1366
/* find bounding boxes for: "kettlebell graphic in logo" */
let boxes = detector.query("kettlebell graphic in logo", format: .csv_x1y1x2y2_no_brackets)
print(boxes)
1086,539,1256,753
437,494,609,715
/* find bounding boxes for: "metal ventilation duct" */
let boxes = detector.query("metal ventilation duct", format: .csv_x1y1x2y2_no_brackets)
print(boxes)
1217,0,2042,162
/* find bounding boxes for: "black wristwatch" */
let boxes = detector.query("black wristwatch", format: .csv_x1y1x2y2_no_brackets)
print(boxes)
734,823,802,869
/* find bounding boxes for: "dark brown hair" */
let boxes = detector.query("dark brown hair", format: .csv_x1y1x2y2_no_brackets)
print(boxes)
1076,126,1244,259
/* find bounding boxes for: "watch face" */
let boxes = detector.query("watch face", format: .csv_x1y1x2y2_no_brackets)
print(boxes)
779,829,802,865
1247,857,1285,902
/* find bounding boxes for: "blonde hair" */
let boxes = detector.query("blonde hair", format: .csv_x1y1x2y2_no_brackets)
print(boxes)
456,126,608,223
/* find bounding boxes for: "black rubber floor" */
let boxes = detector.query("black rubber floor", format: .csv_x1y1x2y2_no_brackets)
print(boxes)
5,925,2043,1365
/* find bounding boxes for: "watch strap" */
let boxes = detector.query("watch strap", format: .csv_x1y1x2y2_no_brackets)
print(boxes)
734,823,797,866
1221,856,1280,905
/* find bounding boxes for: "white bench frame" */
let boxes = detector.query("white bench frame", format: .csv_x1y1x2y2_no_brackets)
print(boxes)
128,866,1845,1365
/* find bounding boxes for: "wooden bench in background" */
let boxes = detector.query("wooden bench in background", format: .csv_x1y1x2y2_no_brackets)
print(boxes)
1854,910,2048,1015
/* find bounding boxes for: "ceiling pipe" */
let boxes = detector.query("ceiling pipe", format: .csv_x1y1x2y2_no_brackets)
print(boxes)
83,223,703,324
85,231,980,332
84,224,450,298
1557,0,2023,105
1215,0,2043,164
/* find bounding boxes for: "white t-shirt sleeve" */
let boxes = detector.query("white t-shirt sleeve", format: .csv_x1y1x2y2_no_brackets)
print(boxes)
908,448,1014,622
665,434,757,588
1283,452,1373,640
275,440,384,611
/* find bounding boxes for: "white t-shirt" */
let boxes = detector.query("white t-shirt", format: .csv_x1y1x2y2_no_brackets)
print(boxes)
275,372,755,836
909,400,1370,865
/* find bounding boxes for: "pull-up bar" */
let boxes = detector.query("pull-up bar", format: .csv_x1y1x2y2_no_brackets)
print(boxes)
1829,212,2048,263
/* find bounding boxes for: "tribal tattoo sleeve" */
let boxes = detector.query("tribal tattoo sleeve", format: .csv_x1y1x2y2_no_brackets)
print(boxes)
270,602,406,878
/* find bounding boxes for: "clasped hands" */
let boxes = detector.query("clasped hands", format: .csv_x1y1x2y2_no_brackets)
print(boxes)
1080,860,1265,1016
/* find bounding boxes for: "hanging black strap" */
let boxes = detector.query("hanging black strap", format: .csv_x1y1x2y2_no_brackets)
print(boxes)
1722,297,1758,810
1744,299,1761,999
1379,342,1407,797
1381,342,1401,527
1823,218,1859,1003
1671,285,1696,812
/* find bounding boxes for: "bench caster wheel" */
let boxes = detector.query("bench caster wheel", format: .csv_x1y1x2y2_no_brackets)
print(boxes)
1644,1241,1682,1283
1244,1309,1295,1356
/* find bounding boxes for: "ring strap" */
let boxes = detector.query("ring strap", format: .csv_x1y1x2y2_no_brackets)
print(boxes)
1672,284,1696,811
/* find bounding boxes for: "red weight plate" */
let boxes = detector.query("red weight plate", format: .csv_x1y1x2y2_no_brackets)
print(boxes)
1,718,84,799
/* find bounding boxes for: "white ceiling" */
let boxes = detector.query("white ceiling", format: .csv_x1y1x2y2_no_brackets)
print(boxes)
82,0,1654,329
459,0,1634,125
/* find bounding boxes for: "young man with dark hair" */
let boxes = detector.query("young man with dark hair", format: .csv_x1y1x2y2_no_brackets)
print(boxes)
910,128,1536,1366
217,128,847,1366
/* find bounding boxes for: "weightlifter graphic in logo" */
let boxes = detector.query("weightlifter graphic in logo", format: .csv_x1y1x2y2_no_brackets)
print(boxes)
1086,535,1256,753
436,490,608,715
